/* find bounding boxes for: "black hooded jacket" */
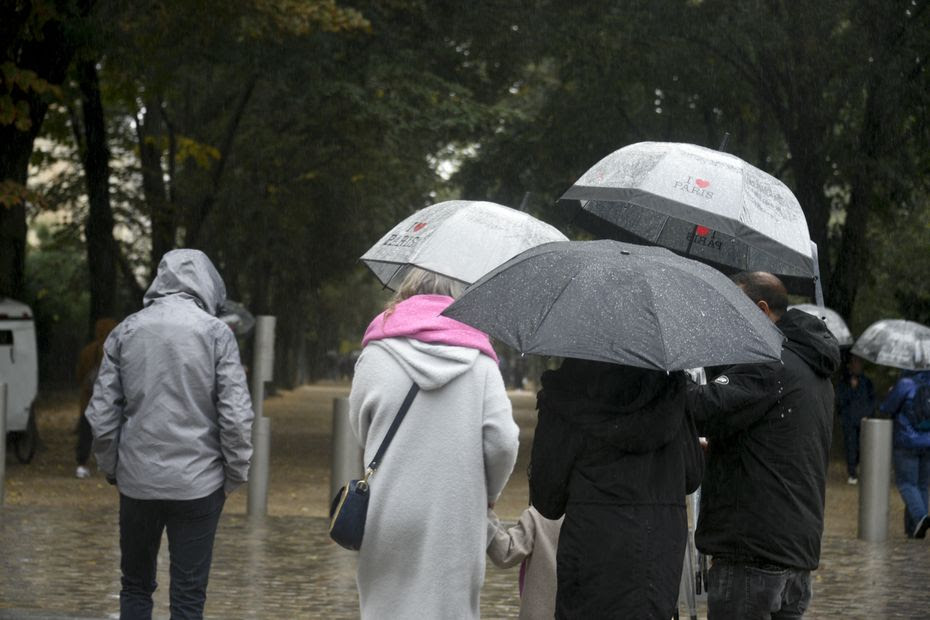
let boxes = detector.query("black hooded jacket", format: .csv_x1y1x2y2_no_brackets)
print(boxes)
530,360,703,619
687,308,841,570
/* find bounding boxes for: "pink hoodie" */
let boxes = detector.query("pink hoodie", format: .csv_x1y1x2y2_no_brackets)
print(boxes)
362,294,499,362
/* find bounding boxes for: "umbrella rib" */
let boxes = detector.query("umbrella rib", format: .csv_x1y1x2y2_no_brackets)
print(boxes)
641,275,671,368
653,214,672,245
531,275,581,349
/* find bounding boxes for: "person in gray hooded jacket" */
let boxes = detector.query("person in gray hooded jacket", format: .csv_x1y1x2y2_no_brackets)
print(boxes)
86,249,253,620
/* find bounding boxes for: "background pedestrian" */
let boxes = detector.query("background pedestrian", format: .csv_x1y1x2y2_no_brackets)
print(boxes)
86,249,253,619
74,317,117,479
880,369,930,539
835,353,875,484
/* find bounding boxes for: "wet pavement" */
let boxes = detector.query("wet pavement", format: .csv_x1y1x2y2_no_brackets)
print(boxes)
2,504,930,619
0,505,521,619
2,385,929,618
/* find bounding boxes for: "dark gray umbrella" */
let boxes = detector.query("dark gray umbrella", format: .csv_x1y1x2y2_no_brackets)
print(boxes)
851,319,930,370
559,142,820,298
444,240,784,371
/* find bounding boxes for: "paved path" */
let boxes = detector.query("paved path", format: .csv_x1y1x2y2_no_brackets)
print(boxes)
2,384,928,618
2,505,929,619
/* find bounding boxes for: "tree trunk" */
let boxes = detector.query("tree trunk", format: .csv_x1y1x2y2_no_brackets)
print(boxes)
0,1,90,299
830,80,884,322
77,60,118,331
136,99,175,278
184,75,257,247
0,85,37,299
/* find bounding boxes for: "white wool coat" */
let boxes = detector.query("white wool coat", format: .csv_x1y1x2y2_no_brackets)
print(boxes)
349,337,519,619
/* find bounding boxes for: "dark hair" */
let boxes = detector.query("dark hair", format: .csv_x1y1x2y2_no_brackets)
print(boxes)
731,271,788,317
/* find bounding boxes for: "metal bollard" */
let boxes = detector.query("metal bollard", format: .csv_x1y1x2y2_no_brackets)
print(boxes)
331,397,363,500
0,384,6,506
858,418,893,542
248,316,276,517
248,415,271,517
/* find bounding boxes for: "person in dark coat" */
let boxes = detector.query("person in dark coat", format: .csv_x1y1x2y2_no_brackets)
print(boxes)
687,272,840,620
530,359,704,619
835,353,875,483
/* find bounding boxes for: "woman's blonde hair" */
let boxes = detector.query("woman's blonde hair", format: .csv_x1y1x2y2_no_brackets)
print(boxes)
386,267,465,313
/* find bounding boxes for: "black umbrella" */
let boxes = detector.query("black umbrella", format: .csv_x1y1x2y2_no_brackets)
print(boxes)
443,240,784,371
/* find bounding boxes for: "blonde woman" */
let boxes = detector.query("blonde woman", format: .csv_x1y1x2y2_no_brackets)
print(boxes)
348,268,520,619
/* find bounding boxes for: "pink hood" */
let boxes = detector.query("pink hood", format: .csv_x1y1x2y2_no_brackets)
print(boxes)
362,294,498,363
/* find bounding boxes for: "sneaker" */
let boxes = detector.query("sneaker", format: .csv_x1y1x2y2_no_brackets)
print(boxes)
75,465,91,479
847,476,858,485
914,515,930,539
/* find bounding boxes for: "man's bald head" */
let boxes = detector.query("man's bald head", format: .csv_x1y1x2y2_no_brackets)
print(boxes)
731,271,788,322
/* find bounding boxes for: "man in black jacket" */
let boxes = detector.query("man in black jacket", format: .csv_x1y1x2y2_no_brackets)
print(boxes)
687,272,840,619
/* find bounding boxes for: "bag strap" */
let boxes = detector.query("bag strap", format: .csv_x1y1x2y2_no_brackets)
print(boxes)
366,382,419,477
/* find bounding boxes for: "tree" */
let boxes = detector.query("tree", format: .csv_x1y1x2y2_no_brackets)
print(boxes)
457,0,930,325
1,0,93,299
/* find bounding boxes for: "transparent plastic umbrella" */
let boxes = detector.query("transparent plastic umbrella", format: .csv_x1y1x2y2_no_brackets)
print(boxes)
218,300,255,336
789,304,854,347
361,200,567,290
851,319,930,370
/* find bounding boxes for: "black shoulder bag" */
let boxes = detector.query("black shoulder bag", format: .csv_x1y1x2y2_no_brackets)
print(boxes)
329,382,420,550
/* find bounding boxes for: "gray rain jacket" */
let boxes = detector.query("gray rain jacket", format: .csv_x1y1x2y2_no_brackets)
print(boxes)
86,249,254,500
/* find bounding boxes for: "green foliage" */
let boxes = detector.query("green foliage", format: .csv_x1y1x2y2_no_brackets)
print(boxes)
15,0,930,385
853,200,930,331
23,222,90,381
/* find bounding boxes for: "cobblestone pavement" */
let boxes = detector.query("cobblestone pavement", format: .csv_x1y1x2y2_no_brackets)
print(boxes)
2,385,928,618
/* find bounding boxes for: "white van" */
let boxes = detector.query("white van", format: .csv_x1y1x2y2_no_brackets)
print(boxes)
0,298,39,463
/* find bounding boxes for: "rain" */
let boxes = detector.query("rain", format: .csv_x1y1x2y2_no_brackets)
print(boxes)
2,2,929,619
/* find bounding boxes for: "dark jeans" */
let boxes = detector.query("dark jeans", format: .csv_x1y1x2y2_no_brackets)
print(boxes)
707,560,812,620
892,448,930,536
840,418,860,478
119,487,225,620
76,412,94,465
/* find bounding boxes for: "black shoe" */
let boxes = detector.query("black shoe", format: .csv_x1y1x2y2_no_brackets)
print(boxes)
914,515,930,539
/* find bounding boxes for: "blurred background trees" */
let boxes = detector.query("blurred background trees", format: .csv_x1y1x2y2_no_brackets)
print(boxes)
2,0,928,386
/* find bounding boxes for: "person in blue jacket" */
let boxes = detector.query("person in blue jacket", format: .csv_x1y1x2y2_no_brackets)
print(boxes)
880,369,930,539
835,354,875,483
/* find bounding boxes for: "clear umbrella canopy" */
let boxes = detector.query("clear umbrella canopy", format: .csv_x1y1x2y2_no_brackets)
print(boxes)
789,304,853,347
559,142,818,296
218,300,255,336
444,239,784,372
361,200,567,290
851,319,930,370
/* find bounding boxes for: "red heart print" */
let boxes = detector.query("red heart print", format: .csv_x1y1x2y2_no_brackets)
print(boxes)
695,225,710,237
413,222,427,232
695,178,710,189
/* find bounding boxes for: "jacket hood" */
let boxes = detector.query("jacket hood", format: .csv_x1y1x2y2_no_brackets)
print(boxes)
368,337,481,391
143,249,226,314
539,359,686,454
778,308,841,378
